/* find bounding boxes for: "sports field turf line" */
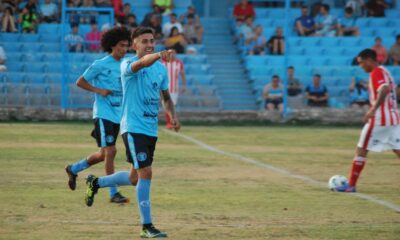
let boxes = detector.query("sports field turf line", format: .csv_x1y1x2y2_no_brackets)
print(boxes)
162,129,400,213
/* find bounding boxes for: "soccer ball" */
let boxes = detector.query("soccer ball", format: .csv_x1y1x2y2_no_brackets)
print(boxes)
328,175,349,191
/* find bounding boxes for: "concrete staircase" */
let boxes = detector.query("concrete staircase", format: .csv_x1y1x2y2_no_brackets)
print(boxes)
202,18,257,111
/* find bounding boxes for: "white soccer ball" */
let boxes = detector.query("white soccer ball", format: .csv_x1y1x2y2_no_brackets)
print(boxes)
328,175,349,191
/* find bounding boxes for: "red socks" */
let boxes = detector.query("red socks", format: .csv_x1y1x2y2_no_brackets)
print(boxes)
348,156,366,187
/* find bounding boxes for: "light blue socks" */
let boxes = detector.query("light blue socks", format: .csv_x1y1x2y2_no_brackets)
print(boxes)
136,178,152,224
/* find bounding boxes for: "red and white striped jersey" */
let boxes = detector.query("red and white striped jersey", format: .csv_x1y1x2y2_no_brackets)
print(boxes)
369,66,400,126
161,59,184,94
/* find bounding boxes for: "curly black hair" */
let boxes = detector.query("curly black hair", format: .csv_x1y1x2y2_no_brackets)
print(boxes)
101,26,131,53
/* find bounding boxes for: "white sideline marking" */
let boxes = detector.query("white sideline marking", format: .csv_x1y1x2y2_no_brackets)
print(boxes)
163,130,400,213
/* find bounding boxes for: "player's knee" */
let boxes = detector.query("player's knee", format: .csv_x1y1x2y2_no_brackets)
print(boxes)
104,146,117,157
138,167,152,179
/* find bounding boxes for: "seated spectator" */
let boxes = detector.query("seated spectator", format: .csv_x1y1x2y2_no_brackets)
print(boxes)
0,45,7,72
19,7,38,33
349,77,369,108
245,25,266,55
233,0,255,23
389,35,400,66
143,15,163,42
267,27,285,55
365,0,388,17
338,7,360,36
345,0,364,17
179,5,201,25
24,0,38,14
80,0,97,24
183,14,203,44
295,5,315,36
153,0,174,15
186,46,197,55
1,7,17,32
39,0,58,23
235,16,253,44
162,13,183,38
305,74,329,107
287,66,302,96
112,0,125,23
120,3,132,24
164,26,187,54
263,75,284,113
95,0,112,7
372,37,388,65
125,14,138,32
85,21,102,52
65,23,84,52
141,4,162,27
314,4,339,37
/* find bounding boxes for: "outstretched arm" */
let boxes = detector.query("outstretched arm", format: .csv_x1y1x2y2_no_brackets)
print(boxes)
130,50,174,73
161,89,180,132
76,76,112,96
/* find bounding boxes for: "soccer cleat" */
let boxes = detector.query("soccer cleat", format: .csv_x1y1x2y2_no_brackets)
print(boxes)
140,224,168,238
335,184,356,192
110,192,130,204
85,174,99,207
65,165,77,191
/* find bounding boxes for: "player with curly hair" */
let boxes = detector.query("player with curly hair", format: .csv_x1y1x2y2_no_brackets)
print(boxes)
65,26,132,204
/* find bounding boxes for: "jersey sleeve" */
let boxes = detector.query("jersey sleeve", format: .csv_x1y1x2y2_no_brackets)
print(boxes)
160,65,169,91
82,61,100,82
121,59,137,76
371,68,387,91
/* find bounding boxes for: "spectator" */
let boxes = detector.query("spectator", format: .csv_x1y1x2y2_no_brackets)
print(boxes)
183,14,203,44
263,75,284,113
338,7,360,36
0,46,7,72
141,4,162,27
287,66,302,97
20,7,38,33
245,25,266,55
267,27,285,55
144,15,163,42
85,21,102,52
39,0,58,23
121,3,132,23
365,0,388,17
95,0,112,7
389,35,400,66
179,5,201,25
295,5,316,36
152,0,174,15
80,0,97,24
112,0,125,24
162,13,183,38
164,26,187,54
345,0,364,17
372,37,388,65
65,23,84,52
305,74,329,107
235,16,253,44
349,77,369,108
1,7,17,32
24,0,38,14
314,4,339,37
233,0,255,23
125,14,138,32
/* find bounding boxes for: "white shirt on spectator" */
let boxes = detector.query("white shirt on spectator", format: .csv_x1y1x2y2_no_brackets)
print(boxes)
40,2,58,17
162,22,183,38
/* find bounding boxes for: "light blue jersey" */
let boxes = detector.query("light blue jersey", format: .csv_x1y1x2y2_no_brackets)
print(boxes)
120,56,169,137
82,55,123,124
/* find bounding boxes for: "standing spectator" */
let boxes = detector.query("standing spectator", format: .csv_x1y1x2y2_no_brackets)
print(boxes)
141,4,162,27
162,13,183,38
164,26,187,54
95,0,112,7
112,0,125,24
305,74,329,107
263,75,284,113
0,46,7,72
267,27,285,55
372,37,388,65
183,14,203,44
245,25,266,55
349,77,369,108
1,7,17,32
338,7,360,36
39,0,58,23
345,0,364,17
85,21,102,52
20,7,38,33
152,0,174,15
65,23,84,52
125,14,138,33
295,5,316,36
314,4,339,37
233,0,255,23
287,66,302,96
389,35,400,66
365,0,388,17
161,49,187,129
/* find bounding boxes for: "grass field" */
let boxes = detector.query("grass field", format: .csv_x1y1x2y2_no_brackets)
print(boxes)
0,123,399,240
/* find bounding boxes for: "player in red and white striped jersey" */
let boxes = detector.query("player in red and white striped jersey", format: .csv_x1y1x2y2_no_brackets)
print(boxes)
339,49,400,192
161,50,187,129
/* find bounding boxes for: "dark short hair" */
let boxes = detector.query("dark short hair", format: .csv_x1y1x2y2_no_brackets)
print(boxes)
288,66,294,69
101,26,131,53
396,34,400,41
169,26,179,37
131,27,154,40
71,22,79,28
90,20,97,25
187,13,194,19
314,74,321,78
358,48,377,61
301,5,308,9
345,6,353,14
375,36,382,41
170,13,177,17
272,75,279,79
321,4,330,12
127,14,136,19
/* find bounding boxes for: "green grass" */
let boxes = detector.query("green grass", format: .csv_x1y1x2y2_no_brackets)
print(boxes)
0,123,399,240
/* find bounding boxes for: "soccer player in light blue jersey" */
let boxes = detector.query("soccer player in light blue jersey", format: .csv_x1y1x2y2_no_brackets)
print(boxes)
65,27,131,204
84,27,179,238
